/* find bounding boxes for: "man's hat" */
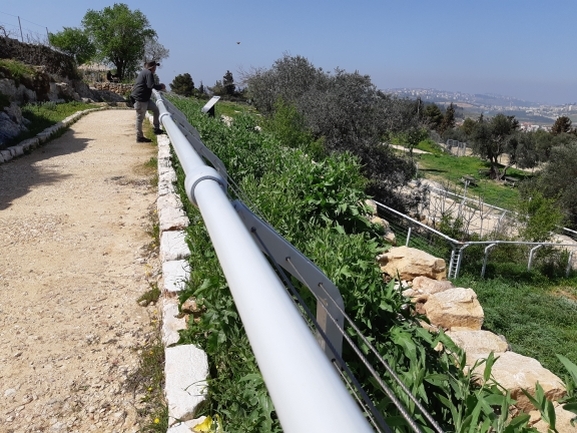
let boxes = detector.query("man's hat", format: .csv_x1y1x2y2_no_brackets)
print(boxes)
146,61,160,69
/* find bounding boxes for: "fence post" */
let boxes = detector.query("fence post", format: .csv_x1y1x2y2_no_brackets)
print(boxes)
455,244,470,279
528,245,542,270
481,243,497,278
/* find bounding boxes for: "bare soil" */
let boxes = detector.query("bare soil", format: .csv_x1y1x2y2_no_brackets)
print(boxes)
0,109,160,432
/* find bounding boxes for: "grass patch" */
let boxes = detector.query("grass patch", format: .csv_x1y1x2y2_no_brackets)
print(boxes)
214,100,257,119
416,150,532,210
455,273,577,377
0,58,35,87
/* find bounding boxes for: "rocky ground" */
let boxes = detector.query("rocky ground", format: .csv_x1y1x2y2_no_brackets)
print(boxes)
0,109,161,432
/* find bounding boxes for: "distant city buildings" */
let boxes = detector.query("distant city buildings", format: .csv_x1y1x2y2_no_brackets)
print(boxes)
384,88,575,127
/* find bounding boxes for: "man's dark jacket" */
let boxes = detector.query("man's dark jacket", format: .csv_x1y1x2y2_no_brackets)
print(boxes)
131,68,163,102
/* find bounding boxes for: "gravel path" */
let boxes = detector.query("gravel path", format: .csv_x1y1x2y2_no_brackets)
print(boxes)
0,109,160,432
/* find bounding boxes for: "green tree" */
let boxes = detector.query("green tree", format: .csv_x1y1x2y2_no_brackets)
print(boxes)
470,113,519,179
170,73,194,97
48,27,95,65
517,187,565,241
551,116,572,135
208,79,224,96
223,70,236,96
537,142,577,227
403,127,429,158
81,3,161,81
440,102,456,135
198,81,207,98
460,117,476,138
243,54,421,210
423,103,443,132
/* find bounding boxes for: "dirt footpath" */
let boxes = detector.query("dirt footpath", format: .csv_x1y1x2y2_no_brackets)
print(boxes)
0,109,160,432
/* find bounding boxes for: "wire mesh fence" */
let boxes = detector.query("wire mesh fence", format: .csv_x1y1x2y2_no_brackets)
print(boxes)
375,200,577,279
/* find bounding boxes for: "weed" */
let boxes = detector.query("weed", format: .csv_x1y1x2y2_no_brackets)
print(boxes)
127,332,168,432
137,283,161,307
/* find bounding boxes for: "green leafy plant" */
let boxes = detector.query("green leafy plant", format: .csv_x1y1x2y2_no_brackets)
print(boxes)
167,95,573,432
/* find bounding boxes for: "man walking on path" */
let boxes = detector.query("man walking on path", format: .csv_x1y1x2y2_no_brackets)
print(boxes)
131,61,166,142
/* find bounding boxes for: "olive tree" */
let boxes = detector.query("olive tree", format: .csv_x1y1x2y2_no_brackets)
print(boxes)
243,54,422,210
470,113,519,179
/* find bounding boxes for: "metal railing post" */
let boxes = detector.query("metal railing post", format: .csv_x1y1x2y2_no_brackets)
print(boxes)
455,244,469,279
481,243,497,278
528,245,543,270
448,248,456,278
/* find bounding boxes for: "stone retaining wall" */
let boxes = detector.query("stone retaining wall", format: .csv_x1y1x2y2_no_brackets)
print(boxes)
90,82,133,96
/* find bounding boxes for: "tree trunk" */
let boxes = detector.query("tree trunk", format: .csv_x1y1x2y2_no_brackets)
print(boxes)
489,157,500,179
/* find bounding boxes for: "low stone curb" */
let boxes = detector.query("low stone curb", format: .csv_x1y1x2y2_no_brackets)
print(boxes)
0,107,109,165
153,126,209,431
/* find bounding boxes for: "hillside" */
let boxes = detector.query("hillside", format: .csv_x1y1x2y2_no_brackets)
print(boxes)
385,87,577,126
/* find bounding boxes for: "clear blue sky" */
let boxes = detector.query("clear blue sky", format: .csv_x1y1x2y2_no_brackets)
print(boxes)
2,1,577,105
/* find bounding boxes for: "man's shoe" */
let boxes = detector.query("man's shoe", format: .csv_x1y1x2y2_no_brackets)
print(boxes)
136,137,152,143
153,128,165,135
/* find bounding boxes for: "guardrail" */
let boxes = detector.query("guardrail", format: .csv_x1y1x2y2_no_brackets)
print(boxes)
153,91,375,433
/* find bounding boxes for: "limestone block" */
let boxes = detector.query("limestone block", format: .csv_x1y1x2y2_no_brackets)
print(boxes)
364,199,378,215
162,259,190,293
423,288,484,330
403,276,454,303
384,230,397,245
446,329,509,356
377,246,446,281
158,140,172,160
158,167,177,196
165,344,209,422
468,351,566,413
20,137,39,152
161,231,190,262
370,215,390,230
9,145,24,157
1,149,13,162
160,297,187,347
157,194,189,231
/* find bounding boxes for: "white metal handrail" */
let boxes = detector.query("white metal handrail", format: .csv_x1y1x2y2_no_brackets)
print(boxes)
153,91,374,433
